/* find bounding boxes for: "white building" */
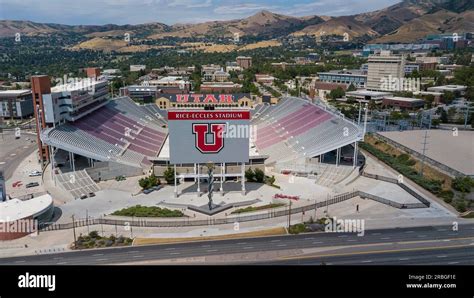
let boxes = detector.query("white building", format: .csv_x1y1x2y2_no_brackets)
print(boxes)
367,51,406,91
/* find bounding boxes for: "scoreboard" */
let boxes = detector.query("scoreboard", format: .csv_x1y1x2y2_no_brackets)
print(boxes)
168,110,250,164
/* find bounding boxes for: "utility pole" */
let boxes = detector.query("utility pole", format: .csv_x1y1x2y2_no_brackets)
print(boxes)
287,201,292,229
71,214,77,249
419,130,429,177
86,209,89,234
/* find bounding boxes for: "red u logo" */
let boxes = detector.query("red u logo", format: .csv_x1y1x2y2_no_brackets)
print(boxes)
192,123,226,153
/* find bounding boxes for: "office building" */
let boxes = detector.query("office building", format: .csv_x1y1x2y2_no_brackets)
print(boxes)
0,90,33,119
366,51,406,91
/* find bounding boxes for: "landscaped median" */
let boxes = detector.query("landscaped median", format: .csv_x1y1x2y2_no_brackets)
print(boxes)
231,203,286,214
72,231,133,250
111,205,185,217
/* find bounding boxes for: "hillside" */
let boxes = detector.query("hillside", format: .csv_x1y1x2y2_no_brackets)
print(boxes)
150,10,324,39
372,9,474,43
292,16,379,38
1,0,472,48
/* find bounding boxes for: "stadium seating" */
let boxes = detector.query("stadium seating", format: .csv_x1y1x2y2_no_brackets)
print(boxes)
251,97,362,164
41,97,168,169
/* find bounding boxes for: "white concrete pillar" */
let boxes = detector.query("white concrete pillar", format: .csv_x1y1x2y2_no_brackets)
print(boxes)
197,163,201,196
241,162,246,195
174,164,177,198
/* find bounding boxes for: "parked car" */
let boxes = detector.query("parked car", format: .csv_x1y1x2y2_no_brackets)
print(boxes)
143,188,154,194
29,170,42,177
88,192,96,197
80,194,87,200
25,182,39,188
151,185,162,191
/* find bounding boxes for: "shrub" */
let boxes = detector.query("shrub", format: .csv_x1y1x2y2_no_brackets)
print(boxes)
112,205,184,217
245,168,255,182
89,231,99,239
456,201,467,213
443,197,453,204
254,168,265,183
439,190,454,200
452,177,474,193
288,223,308,234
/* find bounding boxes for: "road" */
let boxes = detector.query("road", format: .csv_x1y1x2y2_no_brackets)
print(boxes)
0,130,37,180
1,223,473,265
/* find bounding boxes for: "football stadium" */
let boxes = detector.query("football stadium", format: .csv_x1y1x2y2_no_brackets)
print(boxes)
35,79,364,198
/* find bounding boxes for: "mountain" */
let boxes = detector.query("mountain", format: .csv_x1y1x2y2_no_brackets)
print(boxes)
0,20,170,38
149,10,325,39
291,16,379,38
0,0,472,47
372,9,474,43
356,0,474,35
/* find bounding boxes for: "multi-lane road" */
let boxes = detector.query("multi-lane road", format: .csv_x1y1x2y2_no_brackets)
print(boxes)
1,223,473,265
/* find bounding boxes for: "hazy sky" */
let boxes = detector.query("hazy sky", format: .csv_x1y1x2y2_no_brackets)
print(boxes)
0,0,402,25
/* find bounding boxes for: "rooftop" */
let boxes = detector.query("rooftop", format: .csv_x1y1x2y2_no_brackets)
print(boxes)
0,89,31,97
0,194,53,222
384,96,424,102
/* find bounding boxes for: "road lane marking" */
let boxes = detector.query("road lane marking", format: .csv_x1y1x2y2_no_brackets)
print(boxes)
405,231,414,233
276,244,287,247
93,254,103,256
56,262,68,265
201,245,211,248
270,240,281,243
278,242,474,261
97,258,108,261
133,255,144,258
347,239,357,242
437,229,447,231
399,258,410,261
243,247,253,249
371,233,381,235
442,239,451,242
448,262,459,264
304,237,314,240
170,252,180,255
165,248,175,250
381,237,391,240
237,242,247,245
14,260,25,263
417,235,427,238
437,255,447,258
207,249,218,252
313,241,322,244
127,251,139,254
361,260,372,263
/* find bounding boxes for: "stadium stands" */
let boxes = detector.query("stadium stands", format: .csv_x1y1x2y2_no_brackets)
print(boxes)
252,97,362,164
41,97,167,169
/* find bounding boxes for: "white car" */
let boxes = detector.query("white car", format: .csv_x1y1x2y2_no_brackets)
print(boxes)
29,170,42,177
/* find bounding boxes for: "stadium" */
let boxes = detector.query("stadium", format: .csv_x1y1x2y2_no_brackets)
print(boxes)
36,80,364,199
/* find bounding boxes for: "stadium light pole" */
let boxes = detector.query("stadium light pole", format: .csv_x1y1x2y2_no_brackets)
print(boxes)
363,103,368,137
357,101,362,126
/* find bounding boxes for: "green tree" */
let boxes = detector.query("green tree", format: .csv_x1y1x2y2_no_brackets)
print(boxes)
442,91,455,105
163,166,176,185
254,168,265,183
245,168,255,182
329,87,345,100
